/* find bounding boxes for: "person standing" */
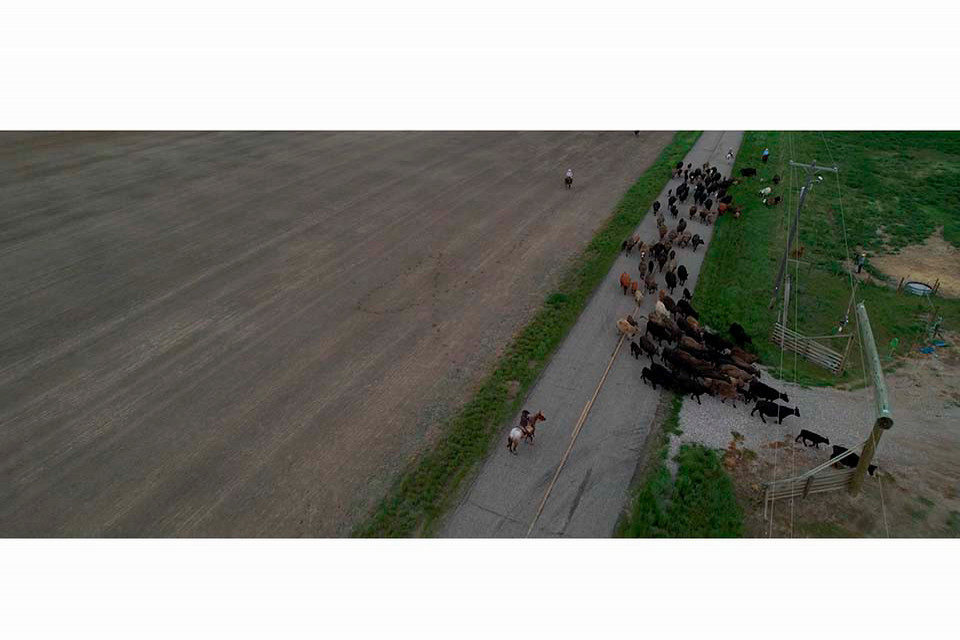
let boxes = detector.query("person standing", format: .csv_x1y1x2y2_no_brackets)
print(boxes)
762,147,770,163
856,253,866,273
564,168,573,190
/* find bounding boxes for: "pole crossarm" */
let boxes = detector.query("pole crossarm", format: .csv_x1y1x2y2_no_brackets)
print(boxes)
788,160,839,173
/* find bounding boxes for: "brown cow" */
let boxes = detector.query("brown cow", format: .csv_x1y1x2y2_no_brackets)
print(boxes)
619,272,631,295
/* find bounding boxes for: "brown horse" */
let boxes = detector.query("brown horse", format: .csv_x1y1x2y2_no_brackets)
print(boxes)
520,410,547,444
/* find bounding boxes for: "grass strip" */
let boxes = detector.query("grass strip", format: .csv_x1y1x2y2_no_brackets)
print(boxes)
618,394,743,538
353,131,702,537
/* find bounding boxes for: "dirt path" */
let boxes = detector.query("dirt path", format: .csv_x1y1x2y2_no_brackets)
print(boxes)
0,131,673,536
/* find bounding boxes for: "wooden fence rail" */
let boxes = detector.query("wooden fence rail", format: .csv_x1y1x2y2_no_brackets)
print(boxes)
771,322,849,374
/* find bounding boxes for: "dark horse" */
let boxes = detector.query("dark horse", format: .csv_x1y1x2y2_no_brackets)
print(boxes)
564,176,573,190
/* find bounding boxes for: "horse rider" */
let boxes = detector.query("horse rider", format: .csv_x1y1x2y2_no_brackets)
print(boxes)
519,410,532,437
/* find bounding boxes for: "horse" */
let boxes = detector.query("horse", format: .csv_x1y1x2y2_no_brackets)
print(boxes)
507,427,525,454
520,410,547,444
564,175,573,190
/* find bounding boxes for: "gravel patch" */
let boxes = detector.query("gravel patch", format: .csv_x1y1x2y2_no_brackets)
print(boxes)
670,366,875,473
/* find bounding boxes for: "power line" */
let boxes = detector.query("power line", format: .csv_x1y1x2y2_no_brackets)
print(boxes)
819,132,891,538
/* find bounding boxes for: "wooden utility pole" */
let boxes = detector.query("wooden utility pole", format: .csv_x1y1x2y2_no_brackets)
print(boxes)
769,160,839,310
849,302,894,496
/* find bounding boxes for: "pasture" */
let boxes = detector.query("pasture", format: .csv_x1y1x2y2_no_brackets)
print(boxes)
694,131,960,387
0,131,676,536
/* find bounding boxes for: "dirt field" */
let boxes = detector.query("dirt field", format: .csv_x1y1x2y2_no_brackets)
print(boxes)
870,228,960,298
0,131,674,536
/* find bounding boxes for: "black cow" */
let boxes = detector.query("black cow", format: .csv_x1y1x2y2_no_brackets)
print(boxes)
720,194,733,204
796,429,829,448
751,400,800,424
665,270,677,293
691,234,704,252
630,340,643,359
645,320,673,345
676,298,698,320
638,334,659,361
729,322,752,347
830,446,878,475
749,380,789,403
682,287,692,301
740,167,758,177
677,264,688,286
702,331,733,353
674,372,709,405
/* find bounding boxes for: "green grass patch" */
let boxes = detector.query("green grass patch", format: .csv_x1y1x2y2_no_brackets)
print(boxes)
353,132,703,537
693,132,960,387
618,394,743,538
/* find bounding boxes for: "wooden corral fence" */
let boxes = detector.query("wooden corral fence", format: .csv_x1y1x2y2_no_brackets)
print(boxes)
771,322,851,375
762,441,866,519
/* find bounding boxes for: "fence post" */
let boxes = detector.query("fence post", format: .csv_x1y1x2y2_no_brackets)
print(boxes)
849,302,894,497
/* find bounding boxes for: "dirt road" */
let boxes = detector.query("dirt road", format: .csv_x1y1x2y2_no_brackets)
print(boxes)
0,131,673,536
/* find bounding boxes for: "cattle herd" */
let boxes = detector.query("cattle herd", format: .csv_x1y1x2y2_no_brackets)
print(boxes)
614,158,867,475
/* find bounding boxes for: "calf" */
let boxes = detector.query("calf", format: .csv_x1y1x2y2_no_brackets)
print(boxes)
750,400,800,424
830,446,878,475
740,167,758,177
630,340,643,359
691,234,704,251
749,380,789,403
619,272,632,295
682,287,692,301
796,429,829,448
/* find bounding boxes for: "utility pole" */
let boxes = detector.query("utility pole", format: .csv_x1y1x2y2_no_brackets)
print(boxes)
768,160,839,310
849,302,893,497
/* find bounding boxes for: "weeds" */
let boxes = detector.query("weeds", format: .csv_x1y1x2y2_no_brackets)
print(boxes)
618,394,743,538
